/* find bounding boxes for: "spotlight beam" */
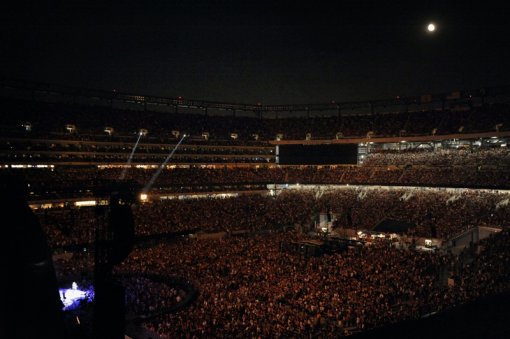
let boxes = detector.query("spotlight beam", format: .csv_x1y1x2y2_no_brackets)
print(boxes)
142,134,187,194
119,132,143,180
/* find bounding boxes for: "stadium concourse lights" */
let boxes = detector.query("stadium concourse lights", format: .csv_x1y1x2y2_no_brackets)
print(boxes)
65,124,77,134
22,121,32,132
104,127,114,136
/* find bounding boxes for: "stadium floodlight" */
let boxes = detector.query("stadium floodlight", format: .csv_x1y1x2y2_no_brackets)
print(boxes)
22,122,32,132
119,131,143,180
65,124,77,134
138,128,148,137
104,127,114,136
142,134,187,194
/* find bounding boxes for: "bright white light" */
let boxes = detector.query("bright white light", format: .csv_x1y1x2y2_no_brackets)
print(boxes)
75,200,96,207
119,131,143,180
427,23,436,32
140,193,148,201
61,289,86,308
59,283,94,311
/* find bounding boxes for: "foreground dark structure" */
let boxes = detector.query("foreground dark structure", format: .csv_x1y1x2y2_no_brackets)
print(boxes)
0,173,66,338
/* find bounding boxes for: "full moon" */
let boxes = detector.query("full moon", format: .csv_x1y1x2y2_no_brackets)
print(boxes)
427,23,436,32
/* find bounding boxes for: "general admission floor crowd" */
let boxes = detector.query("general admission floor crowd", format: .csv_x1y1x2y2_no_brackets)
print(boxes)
39,176,510,338
53,226,510,337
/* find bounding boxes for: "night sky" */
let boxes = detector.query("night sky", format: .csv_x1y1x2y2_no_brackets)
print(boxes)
1,1,509,104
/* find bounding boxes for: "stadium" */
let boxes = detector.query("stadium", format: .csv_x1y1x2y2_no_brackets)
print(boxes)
1,77,510,338
1,2,510,339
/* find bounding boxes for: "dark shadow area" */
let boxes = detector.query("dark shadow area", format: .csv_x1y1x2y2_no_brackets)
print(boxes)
352,292,510,339
373,218,416,234
0,172,67,338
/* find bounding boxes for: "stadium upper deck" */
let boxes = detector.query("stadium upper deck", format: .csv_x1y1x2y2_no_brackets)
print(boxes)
1,78,510,143
2,79,510,200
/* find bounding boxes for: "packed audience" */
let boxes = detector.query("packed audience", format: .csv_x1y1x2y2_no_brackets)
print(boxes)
3,95,510,141
362,147,510,167
121,275,188,318
6,85,510,337
16,145,510,201
52,229,510,337
38,187,510,250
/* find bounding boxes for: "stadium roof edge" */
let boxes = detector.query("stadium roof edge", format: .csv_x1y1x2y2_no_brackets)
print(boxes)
1,77,509,113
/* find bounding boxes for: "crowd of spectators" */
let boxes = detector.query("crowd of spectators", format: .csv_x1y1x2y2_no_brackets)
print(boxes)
5,88,510,336
38,187,510,250
16,145,510,201
362,147,510,167
52,228,510,337
121,275,187,318
3,96,510,141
